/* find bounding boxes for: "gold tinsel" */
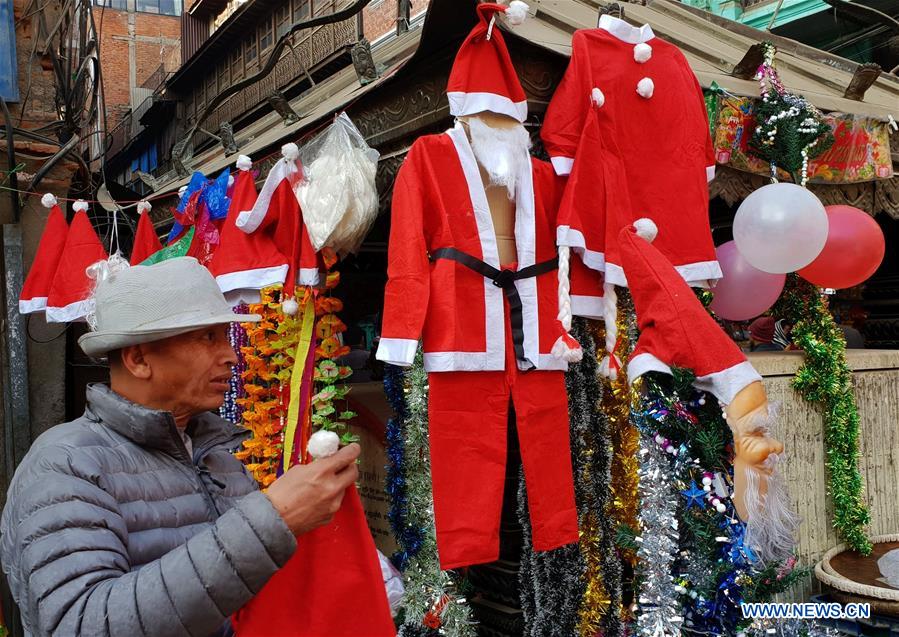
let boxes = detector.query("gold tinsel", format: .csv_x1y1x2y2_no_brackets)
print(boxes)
577,512,612,635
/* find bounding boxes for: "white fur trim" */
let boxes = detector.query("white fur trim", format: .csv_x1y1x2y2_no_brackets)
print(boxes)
549,156,575,176
570,294,604,320
557,226,606,272
503,0,528,25
46,298,94,323
448,124,505,369
637,77,654,99
422,351,568,372
224,289,262,306
694,360,763,406
598,14,655,44
137,200,152,214
707,165,716,182
307,430,340,459
627,352,673,384
605,260,723,288
591,87,605,108
41,193,58,208
634,218,658,242
216,264,289,294
376,337,419,367
19,296,48,314
634,42,652,63
447,91,528,124
281,142,299,162
238,157,300,234
72,200,89,212
297,267,322,287
236,155,252,171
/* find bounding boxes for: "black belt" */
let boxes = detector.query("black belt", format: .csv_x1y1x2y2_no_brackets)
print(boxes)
430,247,558,366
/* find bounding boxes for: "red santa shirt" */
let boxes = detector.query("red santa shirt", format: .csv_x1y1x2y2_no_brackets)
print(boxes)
376,123,600,372
542,15,721,289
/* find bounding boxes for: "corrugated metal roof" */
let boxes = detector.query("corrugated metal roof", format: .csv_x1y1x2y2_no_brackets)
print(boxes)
150,0,898,196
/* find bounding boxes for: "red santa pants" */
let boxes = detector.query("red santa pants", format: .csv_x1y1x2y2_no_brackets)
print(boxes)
427,304,579,569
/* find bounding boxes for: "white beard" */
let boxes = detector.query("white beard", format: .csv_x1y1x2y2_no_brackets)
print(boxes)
466,117,531,199
743,452,801,564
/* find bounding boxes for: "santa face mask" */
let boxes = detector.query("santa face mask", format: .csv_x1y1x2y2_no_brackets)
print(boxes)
466,116,531,199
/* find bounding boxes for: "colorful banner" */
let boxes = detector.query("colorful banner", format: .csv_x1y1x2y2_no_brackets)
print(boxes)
708,94,893,184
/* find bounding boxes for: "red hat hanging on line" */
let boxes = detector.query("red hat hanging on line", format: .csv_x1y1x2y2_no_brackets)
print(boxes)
130,201,163,266
446,1,530,123
46,201,109,323
236,143,323,315
209,155,289,305
621,219,761,405
19,194,69,314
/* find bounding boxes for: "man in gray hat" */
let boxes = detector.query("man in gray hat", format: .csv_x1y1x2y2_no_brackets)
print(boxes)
1,257,360,636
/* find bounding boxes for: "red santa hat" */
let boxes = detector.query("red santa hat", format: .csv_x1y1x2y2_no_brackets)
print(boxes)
45,201,109,323
19,194,69,314
208,155,289,305
130,201,163,265
446,1,530,123
622,219,761,405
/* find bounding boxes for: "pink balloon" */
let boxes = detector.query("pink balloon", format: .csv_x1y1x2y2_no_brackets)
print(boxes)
798,205,885,289
710,241,786,321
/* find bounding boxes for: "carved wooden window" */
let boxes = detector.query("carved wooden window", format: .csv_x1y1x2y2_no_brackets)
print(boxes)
230,46,243,83
314,0,334,16
196,80,206,111
244,33,258,70
292,0,310,22
276,3,290,38
259,16,274,55
218,62,228,94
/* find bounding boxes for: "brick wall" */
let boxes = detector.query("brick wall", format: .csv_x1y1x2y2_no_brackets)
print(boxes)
362,0,430,42
96,7,181,129
9,0,61,130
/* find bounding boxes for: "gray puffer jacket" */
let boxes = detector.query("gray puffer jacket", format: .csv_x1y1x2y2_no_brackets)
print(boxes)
0,384,297,636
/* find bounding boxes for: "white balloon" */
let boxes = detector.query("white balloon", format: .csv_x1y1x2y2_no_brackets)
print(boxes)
733,183,828,274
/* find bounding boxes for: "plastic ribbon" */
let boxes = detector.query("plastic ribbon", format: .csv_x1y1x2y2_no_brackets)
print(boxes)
168,172,207,243
282,294,316,473
142,226,195,265
202,169,231,221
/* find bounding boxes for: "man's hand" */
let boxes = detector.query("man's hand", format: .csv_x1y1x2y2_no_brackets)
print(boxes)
265,443,361,535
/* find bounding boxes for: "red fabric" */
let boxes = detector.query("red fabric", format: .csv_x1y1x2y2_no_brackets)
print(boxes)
543,27,719,287
379,129,572,371
232,486,395,637
445,3,527,120
130,210,163,265
46,211,108,317
208,167,289,291
269,179,322,290
619,224,746,380
20,204,68,311
427,299,579,569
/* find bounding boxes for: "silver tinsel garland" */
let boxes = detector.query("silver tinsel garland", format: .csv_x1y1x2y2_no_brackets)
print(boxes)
396,349,477,637
635,432,685,636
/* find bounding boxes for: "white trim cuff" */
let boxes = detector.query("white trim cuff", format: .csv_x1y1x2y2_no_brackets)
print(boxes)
376,338,418,367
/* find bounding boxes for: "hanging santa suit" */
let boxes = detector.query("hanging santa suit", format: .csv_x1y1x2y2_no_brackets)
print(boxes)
46,201,108,323
129,201,163,265
236,144,322,303
19,194,68,314
209,155,290,305
542,15,721,289
377,2,579,569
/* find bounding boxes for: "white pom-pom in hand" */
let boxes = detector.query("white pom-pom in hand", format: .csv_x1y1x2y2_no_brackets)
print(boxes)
637,77,654,99
281,297,299,315
591,87,605,108
307,430,340,459
137,200,152,214
504,1,529,25
634,43,652,63
634,217,658,242
236,155,252,171
41,193,58,208
72,200,89,212
282,142,300,162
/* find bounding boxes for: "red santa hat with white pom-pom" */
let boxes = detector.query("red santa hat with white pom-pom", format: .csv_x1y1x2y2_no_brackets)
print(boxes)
620,218,761,405
19,194,69,314
45,200,109,322
130,200,164,265
446,1,530,123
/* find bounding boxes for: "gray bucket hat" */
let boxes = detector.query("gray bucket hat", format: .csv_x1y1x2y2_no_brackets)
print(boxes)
78,257,261,357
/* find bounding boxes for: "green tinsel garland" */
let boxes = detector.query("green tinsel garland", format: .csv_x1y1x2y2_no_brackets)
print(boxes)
396,349,478,636
773,276,871,554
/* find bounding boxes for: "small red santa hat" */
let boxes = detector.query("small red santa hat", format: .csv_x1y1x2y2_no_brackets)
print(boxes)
621,219,761,405
446,1,530,123
19,194,69,314
209,155,289,305
45,201,109,323
130,201,163,265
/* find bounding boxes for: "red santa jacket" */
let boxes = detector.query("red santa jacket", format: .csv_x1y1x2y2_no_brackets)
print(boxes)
542,16,721,289
376,123,600,372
